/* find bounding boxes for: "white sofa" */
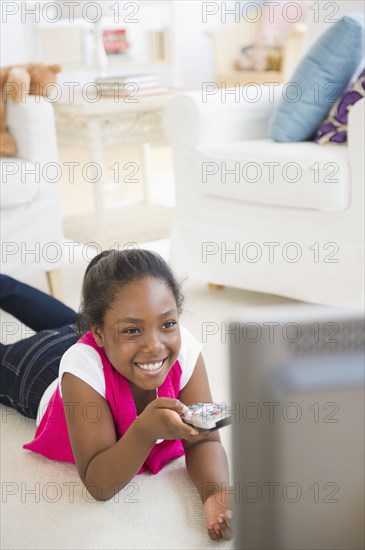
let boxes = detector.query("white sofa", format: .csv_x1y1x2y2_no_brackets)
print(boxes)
0,95,64,296
163,89,364,307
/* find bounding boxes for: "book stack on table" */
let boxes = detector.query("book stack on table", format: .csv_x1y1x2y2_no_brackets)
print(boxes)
95,74,169,97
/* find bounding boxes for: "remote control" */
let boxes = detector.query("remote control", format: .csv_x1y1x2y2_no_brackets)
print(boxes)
182,402,234,433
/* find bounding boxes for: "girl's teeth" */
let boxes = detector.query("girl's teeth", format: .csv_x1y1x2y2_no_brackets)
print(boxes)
137,361,163,371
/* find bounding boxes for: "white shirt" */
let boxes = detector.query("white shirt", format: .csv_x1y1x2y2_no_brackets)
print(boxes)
36,325,202,427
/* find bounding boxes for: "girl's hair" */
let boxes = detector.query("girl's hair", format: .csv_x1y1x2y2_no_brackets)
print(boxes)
77,249,184,334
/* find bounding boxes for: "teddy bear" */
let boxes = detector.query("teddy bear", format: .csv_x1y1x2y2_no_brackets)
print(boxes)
235,46,282,72
0,63,61,157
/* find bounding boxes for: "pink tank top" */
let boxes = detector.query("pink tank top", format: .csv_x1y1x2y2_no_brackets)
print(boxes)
23,331,185,474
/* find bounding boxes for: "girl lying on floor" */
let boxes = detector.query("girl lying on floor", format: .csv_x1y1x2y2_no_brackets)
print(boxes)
0,249,232,541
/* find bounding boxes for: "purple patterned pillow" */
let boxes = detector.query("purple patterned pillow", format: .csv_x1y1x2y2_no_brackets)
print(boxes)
314,68,365,144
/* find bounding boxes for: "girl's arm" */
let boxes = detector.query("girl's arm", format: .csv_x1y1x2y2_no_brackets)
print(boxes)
178,353,233,541
62,373,201,501
62,373,156,501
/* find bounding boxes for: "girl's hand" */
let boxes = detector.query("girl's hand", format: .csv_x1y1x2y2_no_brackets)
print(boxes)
137,398,211,443
204,489,233,541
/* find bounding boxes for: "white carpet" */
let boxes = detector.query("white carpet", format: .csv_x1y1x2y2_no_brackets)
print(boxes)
1,404,235,550
63,204,174,248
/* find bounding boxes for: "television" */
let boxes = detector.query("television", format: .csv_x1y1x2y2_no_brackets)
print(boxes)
229,304,364,550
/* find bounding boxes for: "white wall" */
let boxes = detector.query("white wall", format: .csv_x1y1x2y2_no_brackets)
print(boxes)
0,2,38,65
0,0,230,84
172,0,218,87
173,0,365,87
1,1,363,86
303,0,365,50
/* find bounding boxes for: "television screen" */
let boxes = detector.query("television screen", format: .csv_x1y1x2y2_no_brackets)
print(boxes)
229,305,364,550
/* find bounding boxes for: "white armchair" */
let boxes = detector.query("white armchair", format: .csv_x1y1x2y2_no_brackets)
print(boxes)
163,88,364,307
0,95,64,297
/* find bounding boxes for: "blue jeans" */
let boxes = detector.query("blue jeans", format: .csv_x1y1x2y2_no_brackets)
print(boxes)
0,275,79,419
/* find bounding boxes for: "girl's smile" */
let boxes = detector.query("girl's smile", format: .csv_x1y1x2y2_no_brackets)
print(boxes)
92,277,181,391
134,356,168,374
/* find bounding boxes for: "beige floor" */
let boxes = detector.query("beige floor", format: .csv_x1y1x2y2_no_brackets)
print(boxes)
59,143,176,217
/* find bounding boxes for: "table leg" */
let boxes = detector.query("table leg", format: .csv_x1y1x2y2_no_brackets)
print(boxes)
90,143,107,241
141,142,152,204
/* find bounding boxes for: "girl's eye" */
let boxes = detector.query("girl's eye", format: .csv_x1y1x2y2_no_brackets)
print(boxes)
163,320,177,329
123,328,140,334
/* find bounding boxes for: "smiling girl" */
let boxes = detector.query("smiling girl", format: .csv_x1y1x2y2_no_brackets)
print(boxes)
1,250,232,541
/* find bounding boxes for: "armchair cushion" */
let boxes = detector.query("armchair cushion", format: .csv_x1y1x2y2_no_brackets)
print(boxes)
0,158,38,208
0,96,63,273
269,14,364,142
199,139,350,212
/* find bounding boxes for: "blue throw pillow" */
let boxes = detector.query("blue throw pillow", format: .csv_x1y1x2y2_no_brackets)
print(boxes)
269,14,364,142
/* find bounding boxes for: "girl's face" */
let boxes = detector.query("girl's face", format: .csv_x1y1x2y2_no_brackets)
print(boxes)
92,277,181,391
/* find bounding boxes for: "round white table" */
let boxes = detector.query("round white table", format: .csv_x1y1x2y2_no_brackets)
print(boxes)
53,89,180,229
